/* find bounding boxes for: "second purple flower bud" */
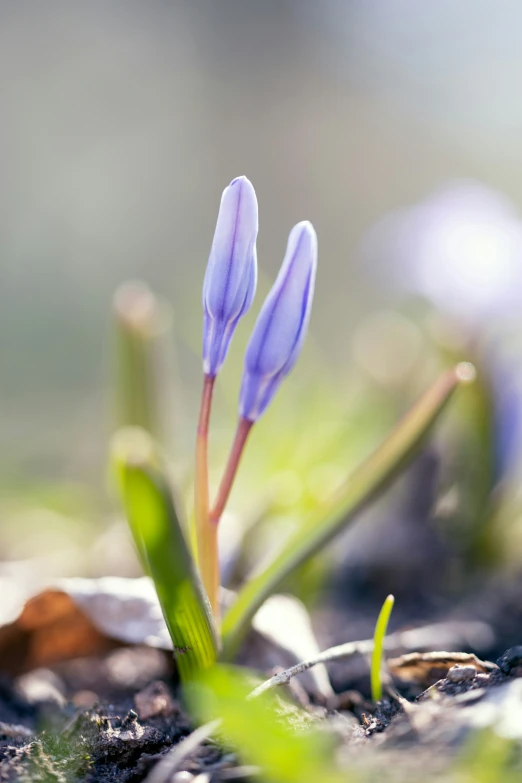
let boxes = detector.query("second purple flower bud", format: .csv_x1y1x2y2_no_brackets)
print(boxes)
239,220,318,422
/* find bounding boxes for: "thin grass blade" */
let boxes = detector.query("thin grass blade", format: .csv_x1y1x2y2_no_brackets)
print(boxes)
112,428,218,680
371,594,395,702
222,363,475,658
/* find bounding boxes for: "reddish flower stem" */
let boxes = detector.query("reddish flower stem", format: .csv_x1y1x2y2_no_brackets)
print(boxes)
210,417,253,524
194,374,220,619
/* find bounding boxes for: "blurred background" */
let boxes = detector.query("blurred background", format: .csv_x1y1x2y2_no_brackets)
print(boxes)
3,1,522,649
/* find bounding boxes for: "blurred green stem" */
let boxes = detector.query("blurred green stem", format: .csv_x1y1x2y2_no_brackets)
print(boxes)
114,282,161,437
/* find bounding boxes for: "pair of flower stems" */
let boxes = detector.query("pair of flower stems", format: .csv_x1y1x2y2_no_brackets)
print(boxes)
193,176,318,623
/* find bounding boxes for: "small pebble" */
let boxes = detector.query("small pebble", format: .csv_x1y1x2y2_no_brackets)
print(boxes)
447,665,476,683
134,680,176,720
474,673,490,686
122,708,139,727
73,690,99,709
498,646,522,675
16,669,66,708
172,773,195,783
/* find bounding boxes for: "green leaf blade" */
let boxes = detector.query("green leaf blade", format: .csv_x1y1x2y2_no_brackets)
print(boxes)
112,428,218,680
222,364,475,658
187,665,348,783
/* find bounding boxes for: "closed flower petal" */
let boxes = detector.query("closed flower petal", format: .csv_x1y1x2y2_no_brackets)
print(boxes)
239,221,317,421
203,176,258,376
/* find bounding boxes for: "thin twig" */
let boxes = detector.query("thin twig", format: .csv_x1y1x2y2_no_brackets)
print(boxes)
144,719,221,783
248,621,492,698
220,767,261,780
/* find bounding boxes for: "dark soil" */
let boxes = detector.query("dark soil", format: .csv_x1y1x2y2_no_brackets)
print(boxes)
0,647,237,783
3,639,522,782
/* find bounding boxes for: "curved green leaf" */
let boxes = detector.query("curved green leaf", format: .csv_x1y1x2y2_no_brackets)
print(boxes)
112,428,218,680
221,364,475,658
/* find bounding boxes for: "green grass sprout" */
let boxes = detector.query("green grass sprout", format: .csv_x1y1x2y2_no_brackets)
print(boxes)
370,594,395,703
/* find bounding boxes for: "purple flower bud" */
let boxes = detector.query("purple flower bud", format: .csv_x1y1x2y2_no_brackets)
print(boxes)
239,221,317,422
202,176,258,377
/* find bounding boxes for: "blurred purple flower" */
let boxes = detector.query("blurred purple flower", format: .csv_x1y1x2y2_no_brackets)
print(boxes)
363,181,522,484
489,342,522,482
239,221,317,422
203,176,258,377
363,181,522,323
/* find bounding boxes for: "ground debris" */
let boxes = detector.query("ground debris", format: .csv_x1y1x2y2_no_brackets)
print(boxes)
361,644,522,758
2,644,522,781
387,650,495,688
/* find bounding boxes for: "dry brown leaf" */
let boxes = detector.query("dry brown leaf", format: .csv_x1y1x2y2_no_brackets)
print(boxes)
0,577,172,675
388,651,494,688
